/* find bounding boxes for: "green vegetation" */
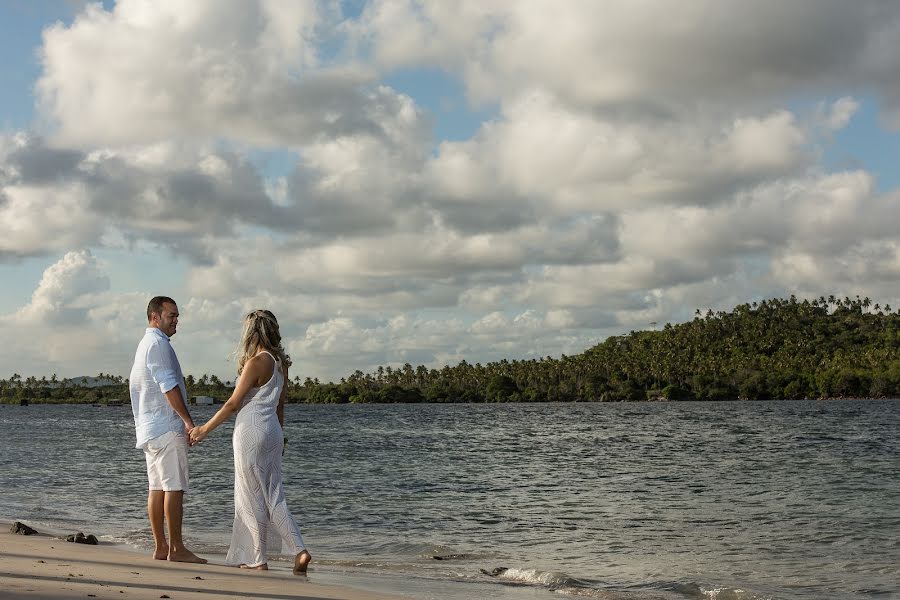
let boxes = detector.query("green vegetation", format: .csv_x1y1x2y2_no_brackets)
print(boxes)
4,296,900,404
290,295,900,403
0,373,234,406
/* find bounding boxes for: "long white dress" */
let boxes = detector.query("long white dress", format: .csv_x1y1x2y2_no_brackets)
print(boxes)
226,351,306,567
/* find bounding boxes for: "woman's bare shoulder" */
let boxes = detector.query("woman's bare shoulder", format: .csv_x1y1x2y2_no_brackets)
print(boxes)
245,352,274,378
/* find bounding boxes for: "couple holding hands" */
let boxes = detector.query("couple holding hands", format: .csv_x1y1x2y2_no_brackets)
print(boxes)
129,296,311,575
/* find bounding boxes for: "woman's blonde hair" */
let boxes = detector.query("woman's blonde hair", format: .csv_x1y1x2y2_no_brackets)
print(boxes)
236,309,292,375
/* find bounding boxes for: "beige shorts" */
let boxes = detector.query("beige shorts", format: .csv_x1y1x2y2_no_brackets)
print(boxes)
144,431,189,492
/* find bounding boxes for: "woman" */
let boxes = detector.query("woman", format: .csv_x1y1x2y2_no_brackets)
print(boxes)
190,310,311,574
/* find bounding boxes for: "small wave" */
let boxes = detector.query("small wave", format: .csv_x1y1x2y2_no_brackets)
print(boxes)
487,566,585,588
673,582,771,600
431,553,476,561
102,529,231,557
480,567,683,599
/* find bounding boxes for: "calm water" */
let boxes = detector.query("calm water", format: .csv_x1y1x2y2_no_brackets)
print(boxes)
1,401,898,600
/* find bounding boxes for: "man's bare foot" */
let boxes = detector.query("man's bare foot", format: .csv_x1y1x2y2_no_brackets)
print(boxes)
168,548,207,564
293,550,312,574
239,563,268,570
153,544,169,560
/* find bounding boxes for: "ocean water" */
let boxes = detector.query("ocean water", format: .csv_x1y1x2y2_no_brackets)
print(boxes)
1,400,897,600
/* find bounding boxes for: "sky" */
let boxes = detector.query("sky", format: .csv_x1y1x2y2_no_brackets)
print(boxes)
2,1,900,382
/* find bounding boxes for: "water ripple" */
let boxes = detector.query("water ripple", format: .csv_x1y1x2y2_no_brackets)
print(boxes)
0,400,897,600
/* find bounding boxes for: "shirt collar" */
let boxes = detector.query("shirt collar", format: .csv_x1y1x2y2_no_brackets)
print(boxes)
146,327,170,341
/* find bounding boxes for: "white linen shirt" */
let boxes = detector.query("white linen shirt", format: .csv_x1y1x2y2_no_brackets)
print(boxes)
129,327,188,449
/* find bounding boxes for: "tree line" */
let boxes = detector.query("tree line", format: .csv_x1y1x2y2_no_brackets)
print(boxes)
290,295,900,403
0,373,235,405
4,295,900,404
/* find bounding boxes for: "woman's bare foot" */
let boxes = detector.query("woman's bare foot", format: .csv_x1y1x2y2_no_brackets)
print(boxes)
293,550,312,574
239,563,268,570
168,548,208,564
153,544,169,560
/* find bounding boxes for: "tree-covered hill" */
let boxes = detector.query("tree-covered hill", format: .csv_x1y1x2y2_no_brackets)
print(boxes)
4,295,900,404
579,295,900,401
291,295,900,403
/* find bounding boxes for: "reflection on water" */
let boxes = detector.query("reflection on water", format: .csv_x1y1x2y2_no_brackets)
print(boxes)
1,400,898,600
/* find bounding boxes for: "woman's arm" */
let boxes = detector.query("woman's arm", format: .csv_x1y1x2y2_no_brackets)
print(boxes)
190,355,268,443
276,363,288,428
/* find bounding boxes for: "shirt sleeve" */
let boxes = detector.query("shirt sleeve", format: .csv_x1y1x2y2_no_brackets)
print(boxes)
147,340,181,394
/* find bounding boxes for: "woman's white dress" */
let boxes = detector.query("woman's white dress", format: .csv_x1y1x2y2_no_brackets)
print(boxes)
226,351,306,567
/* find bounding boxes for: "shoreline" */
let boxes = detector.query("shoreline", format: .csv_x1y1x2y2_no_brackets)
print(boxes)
3,395,895,406
1,525,412,600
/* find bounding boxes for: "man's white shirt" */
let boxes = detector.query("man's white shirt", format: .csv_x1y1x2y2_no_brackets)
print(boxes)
130,327,187,448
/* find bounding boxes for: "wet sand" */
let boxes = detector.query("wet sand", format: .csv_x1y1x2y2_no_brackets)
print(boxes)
1,527,411,600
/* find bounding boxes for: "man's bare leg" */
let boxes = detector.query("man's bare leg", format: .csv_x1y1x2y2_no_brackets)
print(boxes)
148,490,168,560
293,550,312,574
164,490,207,563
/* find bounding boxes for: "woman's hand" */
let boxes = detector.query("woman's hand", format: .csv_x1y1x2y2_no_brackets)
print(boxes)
190,425,208,444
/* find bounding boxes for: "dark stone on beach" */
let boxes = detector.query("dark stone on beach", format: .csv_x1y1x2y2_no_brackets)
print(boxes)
65,532,97,544
480,567,509,577
11,521,38,535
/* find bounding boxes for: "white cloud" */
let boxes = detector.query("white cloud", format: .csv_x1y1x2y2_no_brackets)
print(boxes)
819,97,861,131
0,252,122,374
425,94,811,225
4,1,900,382
724,111,807,173
0,183,103,258
354,1,900,119
12,249,109,324
35,0,417,148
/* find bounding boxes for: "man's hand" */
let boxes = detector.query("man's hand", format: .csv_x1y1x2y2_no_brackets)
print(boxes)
185,422,198,446
189,425,208,445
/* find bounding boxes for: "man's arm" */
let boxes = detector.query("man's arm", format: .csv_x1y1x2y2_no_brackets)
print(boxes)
164,385,195,436
147,341,195,438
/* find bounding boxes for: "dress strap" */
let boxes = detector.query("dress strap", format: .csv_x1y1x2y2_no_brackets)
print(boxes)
257,350,278,362
254,350,280,385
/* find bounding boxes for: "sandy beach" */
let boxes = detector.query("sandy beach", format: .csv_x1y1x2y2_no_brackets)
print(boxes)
1,526,411,600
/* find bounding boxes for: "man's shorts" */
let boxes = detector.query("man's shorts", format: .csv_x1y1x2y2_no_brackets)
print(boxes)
144,431,189,492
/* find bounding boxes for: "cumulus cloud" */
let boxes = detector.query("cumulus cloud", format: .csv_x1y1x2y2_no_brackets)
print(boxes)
0,134,292,261
353,1,900,118
287,308,600,378
0,251,120,375
818,97,861,131
426,93,811,220
4,1,900,380
0,136,104,259
12,250,109,325
35,0,428,148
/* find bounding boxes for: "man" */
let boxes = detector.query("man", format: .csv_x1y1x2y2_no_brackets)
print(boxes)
129,296,206,564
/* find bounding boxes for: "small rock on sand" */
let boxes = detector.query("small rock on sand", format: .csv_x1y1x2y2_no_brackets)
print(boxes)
65,532,99,545
10,521,38,535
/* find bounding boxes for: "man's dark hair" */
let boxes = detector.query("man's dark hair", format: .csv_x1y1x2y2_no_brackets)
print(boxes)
147,296,177,321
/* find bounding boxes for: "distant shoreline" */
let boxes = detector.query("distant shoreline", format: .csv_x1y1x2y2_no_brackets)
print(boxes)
6,296,900,404
3,396,894,406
